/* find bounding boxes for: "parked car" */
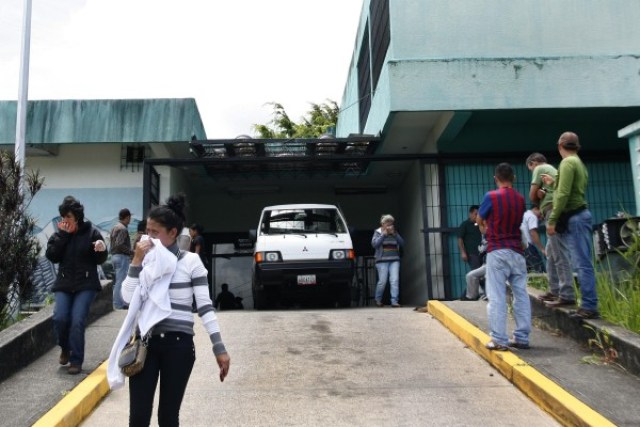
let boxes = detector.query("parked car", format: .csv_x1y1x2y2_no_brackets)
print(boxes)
249,204,355,309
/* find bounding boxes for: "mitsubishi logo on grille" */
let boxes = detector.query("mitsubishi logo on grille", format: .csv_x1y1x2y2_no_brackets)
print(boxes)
302,246,308,252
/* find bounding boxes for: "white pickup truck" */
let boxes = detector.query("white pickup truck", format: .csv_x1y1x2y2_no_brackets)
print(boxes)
249,204,355,309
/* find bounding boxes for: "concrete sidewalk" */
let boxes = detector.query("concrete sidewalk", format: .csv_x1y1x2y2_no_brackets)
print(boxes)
0,310,126,427
430,300,640,426
1,291,639,426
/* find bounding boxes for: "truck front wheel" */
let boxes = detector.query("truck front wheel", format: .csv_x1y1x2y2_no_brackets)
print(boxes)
337,282,351,308
253,286,268,310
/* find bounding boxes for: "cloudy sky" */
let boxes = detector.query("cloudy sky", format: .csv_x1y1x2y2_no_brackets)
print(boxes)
0,0,363,138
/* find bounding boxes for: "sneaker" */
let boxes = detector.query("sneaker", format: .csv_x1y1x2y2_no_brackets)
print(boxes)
391,303,402,308
485,341,508,351
545,298,576,307
459,295,478,301
59,349,70,365
569,308,600,320
375,301,384,307
479,295,488,301
507,339,530,350
68,364,82,375
537,291,558,302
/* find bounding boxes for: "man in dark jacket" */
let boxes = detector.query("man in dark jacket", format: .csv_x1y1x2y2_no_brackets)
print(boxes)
46,196,107,374
110,208,132,309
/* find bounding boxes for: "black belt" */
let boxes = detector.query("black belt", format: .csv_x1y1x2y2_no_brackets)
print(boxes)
563,206,587,216
151,331,191,338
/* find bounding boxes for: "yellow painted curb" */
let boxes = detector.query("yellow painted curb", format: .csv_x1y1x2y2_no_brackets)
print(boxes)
33,361,110,427
427,300,616,427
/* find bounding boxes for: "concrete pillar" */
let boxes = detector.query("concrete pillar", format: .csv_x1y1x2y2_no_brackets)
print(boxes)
619,120,640,217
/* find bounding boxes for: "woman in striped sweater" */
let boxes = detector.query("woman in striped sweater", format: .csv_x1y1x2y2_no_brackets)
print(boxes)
122,193,230,426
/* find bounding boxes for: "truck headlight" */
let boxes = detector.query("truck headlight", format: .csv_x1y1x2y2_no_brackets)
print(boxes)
255,251,282,263
330,249,354,260
265,252,280,262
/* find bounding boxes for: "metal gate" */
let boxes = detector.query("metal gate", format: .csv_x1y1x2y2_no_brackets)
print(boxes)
142,164,160,217
421,156,635,300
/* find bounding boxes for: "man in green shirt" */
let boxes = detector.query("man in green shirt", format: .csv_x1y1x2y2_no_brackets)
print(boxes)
526,153,574,306
545,132,599,319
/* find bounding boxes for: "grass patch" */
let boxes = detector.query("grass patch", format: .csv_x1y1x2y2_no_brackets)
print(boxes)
596,271,640,334
527,260,640,335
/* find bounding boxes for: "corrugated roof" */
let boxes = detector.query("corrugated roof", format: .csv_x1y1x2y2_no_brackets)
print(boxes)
0,98,207,144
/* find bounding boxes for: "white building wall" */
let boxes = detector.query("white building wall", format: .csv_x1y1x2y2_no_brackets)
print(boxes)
26,144,144,228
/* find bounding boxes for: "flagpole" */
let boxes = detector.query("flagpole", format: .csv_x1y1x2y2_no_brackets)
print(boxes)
10,0,32,321
15,0,32,176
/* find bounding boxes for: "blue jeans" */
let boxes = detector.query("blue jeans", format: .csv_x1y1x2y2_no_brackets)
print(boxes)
524,245,545,273
564,209,598,312
112,254,130,309
53,289,97,365
375,260,400,305
486,249,531,345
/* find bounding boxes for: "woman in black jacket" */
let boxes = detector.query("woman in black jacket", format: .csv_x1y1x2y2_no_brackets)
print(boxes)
46,196,108,374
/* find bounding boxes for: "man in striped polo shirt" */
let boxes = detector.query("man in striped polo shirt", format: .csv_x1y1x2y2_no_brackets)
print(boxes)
477,163,531,351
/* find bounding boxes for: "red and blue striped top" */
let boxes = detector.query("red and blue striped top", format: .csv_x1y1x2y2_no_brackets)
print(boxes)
478,187,525,254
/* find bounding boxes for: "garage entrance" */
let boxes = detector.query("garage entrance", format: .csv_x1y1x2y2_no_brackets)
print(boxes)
141,136,436,307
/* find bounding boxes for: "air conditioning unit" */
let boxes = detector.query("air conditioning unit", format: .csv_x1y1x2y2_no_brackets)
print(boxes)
593,217,640,259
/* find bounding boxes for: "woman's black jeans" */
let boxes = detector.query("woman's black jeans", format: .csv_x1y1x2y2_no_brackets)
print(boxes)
129,332,195,427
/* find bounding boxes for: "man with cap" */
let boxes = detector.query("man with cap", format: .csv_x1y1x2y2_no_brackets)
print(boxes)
110,208,133,310
545,131,599,319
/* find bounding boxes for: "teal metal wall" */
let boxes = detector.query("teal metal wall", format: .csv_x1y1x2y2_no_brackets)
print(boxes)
0,98,207,144
444,159,635,299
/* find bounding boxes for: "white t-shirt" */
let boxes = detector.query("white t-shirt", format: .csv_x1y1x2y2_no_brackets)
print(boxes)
520,210,538,246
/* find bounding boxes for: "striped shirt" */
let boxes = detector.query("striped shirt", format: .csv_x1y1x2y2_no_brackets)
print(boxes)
122,247,226,356
478,187,526,255
371,228,405,263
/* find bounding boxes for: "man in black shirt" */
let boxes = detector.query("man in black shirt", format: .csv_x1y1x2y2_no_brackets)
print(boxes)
457,205,482,271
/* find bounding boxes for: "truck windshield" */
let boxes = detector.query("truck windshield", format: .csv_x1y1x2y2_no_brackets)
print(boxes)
260,208,347,235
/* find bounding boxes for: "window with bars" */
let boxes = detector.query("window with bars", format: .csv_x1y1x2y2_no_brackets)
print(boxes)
121,144,146,171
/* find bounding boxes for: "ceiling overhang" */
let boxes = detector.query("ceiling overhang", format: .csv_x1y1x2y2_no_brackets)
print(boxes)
187,136,380,180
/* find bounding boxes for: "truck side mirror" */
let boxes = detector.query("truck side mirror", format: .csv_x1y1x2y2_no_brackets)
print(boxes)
248,229,257,243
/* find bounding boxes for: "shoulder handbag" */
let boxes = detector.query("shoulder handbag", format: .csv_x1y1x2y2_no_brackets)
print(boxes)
118,326,152,377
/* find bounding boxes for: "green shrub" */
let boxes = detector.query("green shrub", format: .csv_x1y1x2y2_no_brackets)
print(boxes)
596,247,640,334
0,150,43,329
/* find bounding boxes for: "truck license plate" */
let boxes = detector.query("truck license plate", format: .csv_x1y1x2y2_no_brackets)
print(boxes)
297,274,316,285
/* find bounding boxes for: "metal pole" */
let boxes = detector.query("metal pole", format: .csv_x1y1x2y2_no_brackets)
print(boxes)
15,0,32,175
10,0,32,321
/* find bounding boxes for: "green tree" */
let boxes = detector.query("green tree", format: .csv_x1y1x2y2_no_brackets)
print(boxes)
253,100,339,138
0,150,43,327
